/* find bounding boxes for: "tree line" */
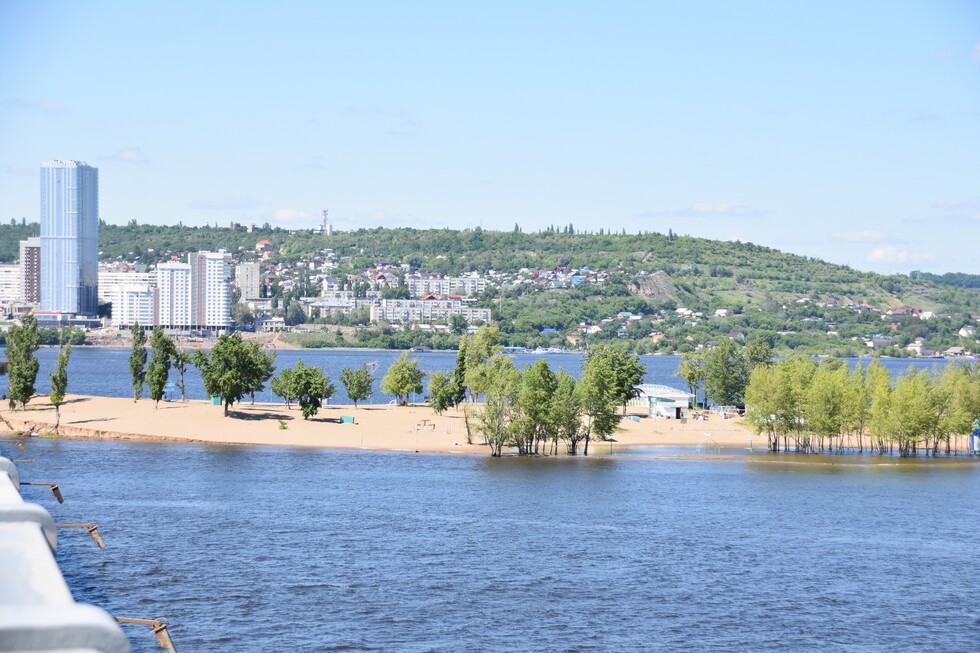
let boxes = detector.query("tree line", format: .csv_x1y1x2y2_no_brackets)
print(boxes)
743,356,980,457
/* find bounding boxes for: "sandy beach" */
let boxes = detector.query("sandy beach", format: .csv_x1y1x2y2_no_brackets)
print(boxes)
0,394,758,455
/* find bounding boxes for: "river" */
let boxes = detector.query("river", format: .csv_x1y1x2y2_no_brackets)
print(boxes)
15,440,976,652
0,346,955,405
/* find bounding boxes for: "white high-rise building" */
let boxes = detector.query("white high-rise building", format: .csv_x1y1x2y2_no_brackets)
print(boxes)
111,286,155,328
153,251,231,330
156,261,192,329
40,160,99,315
190,251,231,329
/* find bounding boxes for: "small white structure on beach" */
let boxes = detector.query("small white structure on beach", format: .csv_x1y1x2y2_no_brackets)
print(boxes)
633,384,693,419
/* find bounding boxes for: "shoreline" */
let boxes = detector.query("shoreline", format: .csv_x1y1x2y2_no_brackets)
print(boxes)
1,394,759,455
3,394,976,459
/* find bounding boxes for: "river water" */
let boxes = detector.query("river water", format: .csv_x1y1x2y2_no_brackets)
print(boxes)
5,349,978,650
15,438,980,652
0,346,953,405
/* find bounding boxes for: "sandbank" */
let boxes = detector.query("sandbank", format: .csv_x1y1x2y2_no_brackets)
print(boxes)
0,394,758,455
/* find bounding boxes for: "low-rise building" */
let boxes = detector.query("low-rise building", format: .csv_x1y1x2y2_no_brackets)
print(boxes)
370,297,491,325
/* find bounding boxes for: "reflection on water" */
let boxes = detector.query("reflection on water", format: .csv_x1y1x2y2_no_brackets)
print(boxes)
17,438,980,652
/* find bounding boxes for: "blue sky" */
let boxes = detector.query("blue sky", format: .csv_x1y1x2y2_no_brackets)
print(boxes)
2,1,978,274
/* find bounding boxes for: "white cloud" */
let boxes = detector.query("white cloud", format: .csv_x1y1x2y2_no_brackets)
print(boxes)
102,148,148,163
829,230,888,243
640,202,767,219
866,246,934,264
188,196,264,210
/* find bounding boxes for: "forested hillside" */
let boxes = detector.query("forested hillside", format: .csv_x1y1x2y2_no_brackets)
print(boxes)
2,220,977,355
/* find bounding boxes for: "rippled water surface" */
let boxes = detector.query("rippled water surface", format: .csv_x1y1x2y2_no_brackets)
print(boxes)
16,439,979,652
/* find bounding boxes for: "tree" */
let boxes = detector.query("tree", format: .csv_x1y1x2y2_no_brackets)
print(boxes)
427,371,455,415
703,339,750,407
147,327,176,407
451,338,468,406
194,333,276,416
285,301,307,326
245,341,277,403
475,355,520,456
381,353,426,405
552,370,584,454
340,365,374,408
6,313,41,410
172,350,192,401
744,335,775,369
449,314,468,335
271,366,297,408
513,359,558,454
48,342,71,430
576,348,622,455
129,322,148,402
608,347,646,413
278,361,335,419
675,351,705,409
463,326,500,401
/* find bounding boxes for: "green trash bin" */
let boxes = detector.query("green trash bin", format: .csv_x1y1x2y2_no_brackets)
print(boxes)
210,395,222,406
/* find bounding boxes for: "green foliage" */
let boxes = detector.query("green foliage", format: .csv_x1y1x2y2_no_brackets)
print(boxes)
285,301,307,326
380,353,426,406
6,313,41,410
462,326,501,401
277,361,335,419
193,333,277,416
576,347,623,455
552,370,584,454
129,322,148,402
703,339,750,407
340,365,374,407
147,327,176,407
48,342,71,428
427,371,455,415
271,367,296,408
745,356,980,456
675,351,705,405
512,359,559,454
171,349,192,401
475,355,521,456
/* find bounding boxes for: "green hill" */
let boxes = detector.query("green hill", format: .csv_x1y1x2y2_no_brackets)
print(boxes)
2,220,977,355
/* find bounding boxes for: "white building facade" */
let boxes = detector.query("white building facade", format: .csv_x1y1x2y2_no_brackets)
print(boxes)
370,298,491,324
111,286,156,328
156,262,193,329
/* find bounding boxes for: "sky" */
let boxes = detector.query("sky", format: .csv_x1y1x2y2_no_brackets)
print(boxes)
1,0,978,274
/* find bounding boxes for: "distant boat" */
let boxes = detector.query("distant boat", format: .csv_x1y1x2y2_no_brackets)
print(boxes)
409,346,432,353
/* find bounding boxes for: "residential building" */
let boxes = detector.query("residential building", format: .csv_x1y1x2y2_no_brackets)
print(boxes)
369,297,491,325
156,262,193,329
189,251,231,329
19,237,40,304
99,269,156,303
0,264,21,303
40,160,99,315
405,272,487,297
235,262,262,300
111,286,156,328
